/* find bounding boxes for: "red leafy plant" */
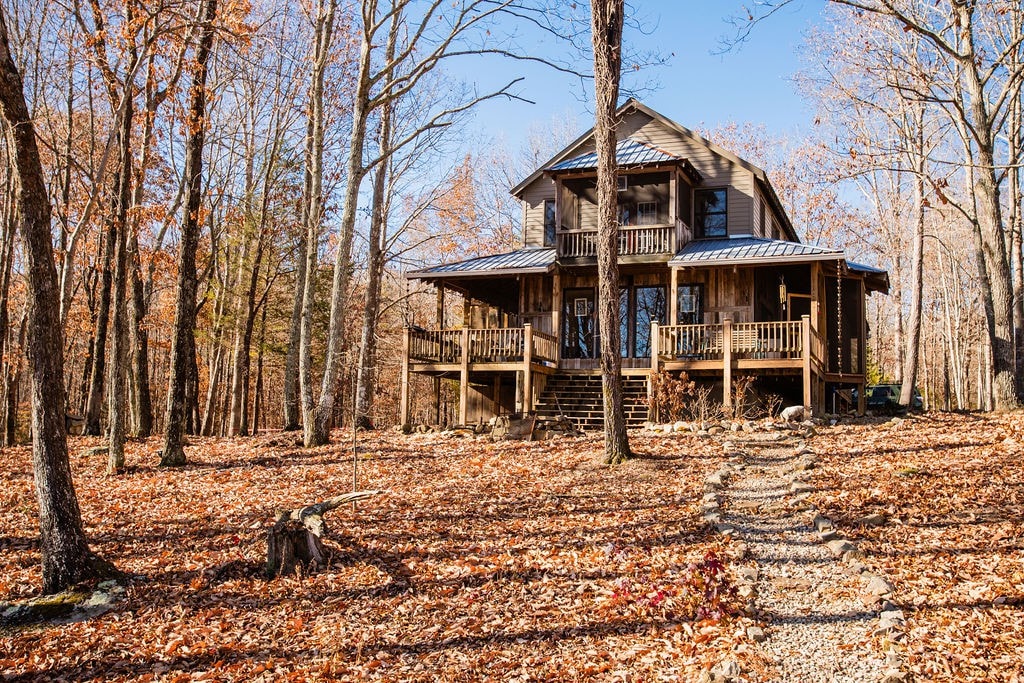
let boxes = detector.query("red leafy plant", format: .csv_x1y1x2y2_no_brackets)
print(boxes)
604,550,740,622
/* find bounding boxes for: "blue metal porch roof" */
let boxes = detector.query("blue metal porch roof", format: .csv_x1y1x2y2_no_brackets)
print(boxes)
669,237,845,266
407,247,556,280
547,138,681,172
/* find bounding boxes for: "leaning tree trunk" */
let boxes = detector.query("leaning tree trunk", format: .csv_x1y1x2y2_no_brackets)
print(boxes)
266,490,381,577
591,0,631,465
0,7,116,592
162,0,217,466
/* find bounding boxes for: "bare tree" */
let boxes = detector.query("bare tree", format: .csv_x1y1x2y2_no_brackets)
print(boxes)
162,0,218,466
0,5,116,592
591,0,631,464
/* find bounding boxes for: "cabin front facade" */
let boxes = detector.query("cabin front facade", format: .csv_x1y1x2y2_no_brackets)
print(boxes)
401,100,888,428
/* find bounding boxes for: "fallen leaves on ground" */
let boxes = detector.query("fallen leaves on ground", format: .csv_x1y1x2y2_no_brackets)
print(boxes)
0,430,755,681
809,412,1024,682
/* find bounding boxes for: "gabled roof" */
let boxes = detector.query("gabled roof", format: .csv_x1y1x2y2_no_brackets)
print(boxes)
407,247,555,280
547,138,679,171
669,237,844,267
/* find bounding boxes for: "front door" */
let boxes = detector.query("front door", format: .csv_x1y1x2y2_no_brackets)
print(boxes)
562,288,597,359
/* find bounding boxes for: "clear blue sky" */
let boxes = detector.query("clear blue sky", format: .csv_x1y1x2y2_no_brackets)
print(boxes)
460,1,824,151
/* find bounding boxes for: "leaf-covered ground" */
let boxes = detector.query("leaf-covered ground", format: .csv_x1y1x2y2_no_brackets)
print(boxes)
1,430,757,681
808,412,1024,682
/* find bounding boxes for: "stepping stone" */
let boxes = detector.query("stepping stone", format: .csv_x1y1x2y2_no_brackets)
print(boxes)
790,481,815,494
857,513,888,526
732,499,761,512
826,539,857,557
812,513,833,532
865,575,894,596
736,567,759,583
746,625,766,642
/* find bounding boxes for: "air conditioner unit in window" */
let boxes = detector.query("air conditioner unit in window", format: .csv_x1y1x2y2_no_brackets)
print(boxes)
680,294,697,314
616,176,628,191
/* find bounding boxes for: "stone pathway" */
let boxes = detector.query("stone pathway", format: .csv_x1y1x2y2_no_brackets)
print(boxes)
703,430,903,682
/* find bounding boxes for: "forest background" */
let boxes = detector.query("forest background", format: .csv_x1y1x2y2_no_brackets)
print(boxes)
0,0,1020,454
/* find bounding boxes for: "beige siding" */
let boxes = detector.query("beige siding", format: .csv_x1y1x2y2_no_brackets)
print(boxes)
629,115,755,236
521,178,555,247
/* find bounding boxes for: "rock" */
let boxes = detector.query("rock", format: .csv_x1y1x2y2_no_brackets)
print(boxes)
880,609,905,623
715,522,736,536
703,511,722,524
696,430,710,438
708,426,724,435
725,542,748,561
737,584,756,599
826,539,857,557
780,405,805,422
790,481,814,494
746,625,766,642
874,618,904,636
865,575,894,596
710,658,741,682
82,446,108,457
857,512,888,526
732,499,760,512
880,668,907,683
736,566,758,584
730,422,741,432
673,420,688,433
705,473,725,488
812,513,833,532
702,492,720,504
722,440,737,452
819,529,840,542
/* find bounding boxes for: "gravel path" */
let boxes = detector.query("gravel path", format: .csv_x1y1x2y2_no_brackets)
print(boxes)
716,432,891,682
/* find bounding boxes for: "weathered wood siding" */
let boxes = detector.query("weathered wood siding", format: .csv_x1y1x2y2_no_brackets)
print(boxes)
677,267,755,323
522,178,556,247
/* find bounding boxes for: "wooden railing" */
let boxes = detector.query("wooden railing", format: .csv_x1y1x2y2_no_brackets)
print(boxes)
408,328,462,364
557,224,676,258
531,331,557,363
655,323,724,360
469,328,524,362
407,326,556,365
676,218,692,247
655,320,808,362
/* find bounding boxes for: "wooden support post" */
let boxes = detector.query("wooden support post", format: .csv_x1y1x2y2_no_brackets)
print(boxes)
459,327,470,425
722,319,733,410
492,374,501,418
669,267,678,325
801,315,812,412
432,377,441,425
810,261,821,332
400,327,411,427
437,283,445,328
523,324,533,414
552,270,562,363
858,277,867,375
649,321,660,420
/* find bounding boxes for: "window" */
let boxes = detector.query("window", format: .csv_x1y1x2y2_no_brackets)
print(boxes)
543,199,556,246
637,201,658,226
695,188,727,238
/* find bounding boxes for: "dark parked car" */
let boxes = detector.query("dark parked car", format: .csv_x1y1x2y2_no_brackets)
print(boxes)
866,384,923,412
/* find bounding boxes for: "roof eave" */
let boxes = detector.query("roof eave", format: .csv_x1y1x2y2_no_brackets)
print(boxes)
669,252,845,268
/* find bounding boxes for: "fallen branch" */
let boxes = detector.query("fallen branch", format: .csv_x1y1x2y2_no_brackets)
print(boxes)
266,490,383,578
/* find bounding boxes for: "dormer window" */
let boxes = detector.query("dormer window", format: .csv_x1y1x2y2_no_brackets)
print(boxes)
695,188,727,238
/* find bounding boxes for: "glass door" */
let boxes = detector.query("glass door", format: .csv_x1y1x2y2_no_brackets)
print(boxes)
562,288,597,359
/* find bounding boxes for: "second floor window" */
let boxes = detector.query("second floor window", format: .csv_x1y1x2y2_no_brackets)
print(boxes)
695,188,727,238
543,199,556,246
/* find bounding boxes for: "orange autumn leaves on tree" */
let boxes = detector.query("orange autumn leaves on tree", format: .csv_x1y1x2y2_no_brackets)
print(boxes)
433,154,512,261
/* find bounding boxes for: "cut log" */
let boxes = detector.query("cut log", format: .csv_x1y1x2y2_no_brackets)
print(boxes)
265,490,382,577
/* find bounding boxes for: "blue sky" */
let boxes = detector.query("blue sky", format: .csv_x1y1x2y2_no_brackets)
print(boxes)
460,1,824,151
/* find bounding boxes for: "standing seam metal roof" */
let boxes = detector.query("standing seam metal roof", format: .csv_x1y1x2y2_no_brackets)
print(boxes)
407,247,556,278
669,237,844,266
547,138,681,171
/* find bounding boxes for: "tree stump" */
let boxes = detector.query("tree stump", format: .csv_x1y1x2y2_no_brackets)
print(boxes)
265,490,382,577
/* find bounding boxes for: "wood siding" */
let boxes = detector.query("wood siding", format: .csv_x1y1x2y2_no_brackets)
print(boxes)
523,178,556,247
677,267,755,323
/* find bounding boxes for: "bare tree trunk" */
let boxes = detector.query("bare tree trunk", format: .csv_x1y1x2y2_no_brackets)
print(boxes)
84,223,113,435
899,125,925,407
107,94,133,472
0,8,115,592
162,0,217,466
299,0,339,447
590,0,631,465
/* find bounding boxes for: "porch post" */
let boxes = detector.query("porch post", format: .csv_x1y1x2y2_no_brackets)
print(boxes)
649,321,659,421
523,324,534,414
552,269,562,363
801,315,812,412
857,380,866,415
459,327,470,425
722,319,733,410
437,283,445,328
400,327,411,427
669,267,678,325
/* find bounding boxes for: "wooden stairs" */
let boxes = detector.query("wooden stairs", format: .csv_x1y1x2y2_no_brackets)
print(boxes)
534,374,649,431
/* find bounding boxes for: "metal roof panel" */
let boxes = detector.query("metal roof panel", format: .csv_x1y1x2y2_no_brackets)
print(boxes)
408,247,556,279
547,138,681,172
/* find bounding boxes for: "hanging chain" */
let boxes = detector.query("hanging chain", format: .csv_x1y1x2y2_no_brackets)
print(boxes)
836,259,843,377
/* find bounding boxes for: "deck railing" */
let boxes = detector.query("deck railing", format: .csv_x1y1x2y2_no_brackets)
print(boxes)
407,325,557,365
557,224,675,258
655,320,809,363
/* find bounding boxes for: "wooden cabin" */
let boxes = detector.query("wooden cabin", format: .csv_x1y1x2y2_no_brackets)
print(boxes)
401,100,888,428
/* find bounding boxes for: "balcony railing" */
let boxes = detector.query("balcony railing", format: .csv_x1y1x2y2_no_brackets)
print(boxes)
407,326,556,365
558,224,676,258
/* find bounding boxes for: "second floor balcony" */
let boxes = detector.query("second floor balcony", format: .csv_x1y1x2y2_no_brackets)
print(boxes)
557,219,693,259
